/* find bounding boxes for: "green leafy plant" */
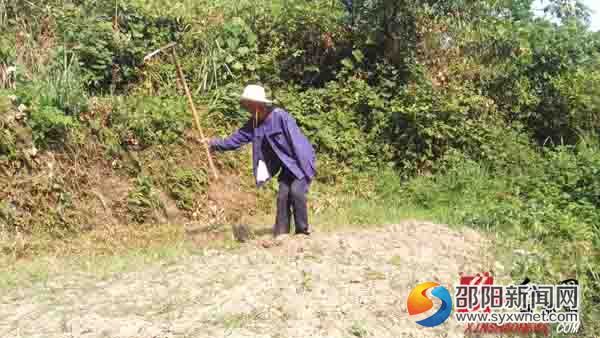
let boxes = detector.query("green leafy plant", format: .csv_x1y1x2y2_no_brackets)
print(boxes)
28,106,77,148
111,95,189,147
127,175,163,224
166,168,208,210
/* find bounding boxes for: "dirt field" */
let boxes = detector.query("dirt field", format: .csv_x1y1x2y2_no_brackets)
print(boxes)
0,221,496,338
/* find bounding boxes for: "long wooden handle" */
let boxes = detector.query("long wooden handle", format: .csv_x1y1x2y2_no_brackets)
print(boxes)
171,49,219,181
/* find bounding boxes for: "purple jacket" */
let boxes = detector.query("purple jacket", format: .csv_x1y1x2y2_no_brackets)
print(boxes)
209,108,316,186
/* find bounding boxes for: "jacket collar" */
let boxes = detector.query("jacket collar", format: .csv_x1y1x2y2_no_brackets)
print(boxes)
254,109,283,137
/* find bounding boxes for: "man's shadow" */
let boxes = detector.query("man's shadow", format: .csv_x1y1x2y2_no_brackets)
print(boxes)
186,224,276,243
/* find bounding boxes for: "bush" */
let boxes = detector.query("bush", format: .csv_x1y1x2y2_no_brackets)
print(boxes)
11,49,87,148
514,143,600,239
28,106,77,148
110,95,190,148
255,0,348,87
127,175,163,224
276,79,392,169
465,18,600,145
403,143,599,242
0,93,17,159
166,168,208,210
56,2,179,91
205,82,249,127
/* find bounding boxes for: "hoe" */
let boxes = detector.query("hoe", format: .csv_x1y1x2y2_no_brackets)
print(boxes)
143,43,254,242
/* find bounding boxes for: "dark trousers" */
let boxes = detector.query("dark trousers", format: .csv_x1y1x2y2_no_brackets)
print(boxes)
274,169,310,236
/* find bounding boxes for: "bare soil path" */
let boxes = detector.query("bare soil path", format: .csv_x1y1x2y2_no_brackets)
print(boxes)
0,221,495,338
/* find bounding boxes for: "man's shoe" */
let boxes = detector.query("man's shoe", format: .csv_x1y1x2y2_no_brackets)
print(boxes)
294,229,311,236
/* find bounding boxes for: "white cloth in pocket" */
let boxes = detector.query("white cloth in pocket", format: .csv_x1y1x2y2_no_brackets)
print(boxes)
257,160,270,184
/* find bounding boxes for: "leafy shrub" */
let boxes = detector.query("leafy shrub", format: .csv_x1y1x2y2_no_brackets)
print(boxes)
28,106,77,147
56,2,179,91
12,49,87,149
255,0,348,87
462,17,600,145
404,143,600,242
181,16,259,92
380,77,526,174
59,12,120,89
110,95,190,147
0,93,16,159
0,127,16,160
513,143,600,238
127,175,163,224
276,73,533,176
276,79,392,169
205,82,248,127
166,168,208,210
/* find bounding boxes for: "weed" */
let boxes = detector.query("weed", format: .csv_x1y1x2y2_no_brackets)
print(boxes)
218,310,263,329
28,105,77,148
388,255,402,267
0,201,15,228
111,95,190,148
349,322,368,337
166,168,208,210
300,269,313,292
364,268,385,281
127,175,163,224
0,127,16,160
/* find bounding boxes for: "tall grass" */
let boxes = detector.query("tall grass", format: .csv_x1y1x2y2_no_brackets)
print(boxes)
14,46,88,116
38,49,88,115
0,0,6,27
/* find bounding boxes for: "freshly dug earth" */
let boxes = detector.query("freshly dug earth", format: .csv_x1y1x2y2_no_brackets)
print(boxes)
0,221,496,338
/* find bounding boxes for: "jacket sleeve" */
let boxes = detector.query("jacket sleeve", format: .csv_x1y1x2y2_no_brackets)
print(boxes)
282,113,316,180
210,121,253,151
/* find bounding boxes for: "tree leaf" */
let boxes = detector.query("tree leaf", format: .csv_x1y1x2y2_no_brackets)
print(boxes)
247,32,257,45
341,58,354,70
227,38,240,50
237,46,250,56
352,50,365,63
232,62,243,70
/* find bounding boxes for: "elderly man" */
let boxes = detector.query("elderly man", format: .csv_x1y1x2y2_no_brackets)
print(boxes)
209,85,316,237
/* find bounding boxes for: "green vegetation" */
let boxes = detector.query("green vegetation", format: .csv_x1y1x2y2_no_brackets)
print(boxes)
349,322,369,337
166,168,208,210
0,0,599,335
127,175,163,223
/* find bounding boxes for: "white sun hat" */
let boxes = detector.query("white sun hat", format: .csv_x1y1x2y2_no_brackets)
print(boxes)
240,84,272,103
